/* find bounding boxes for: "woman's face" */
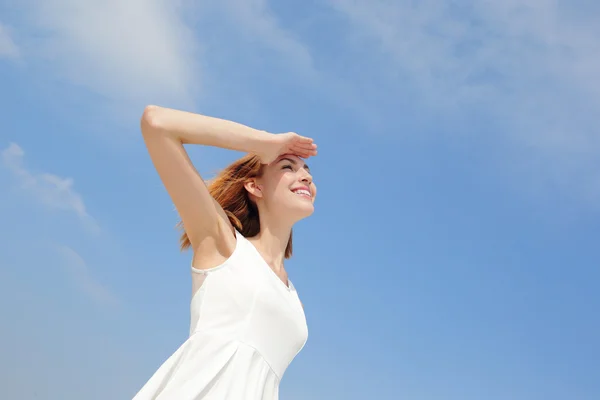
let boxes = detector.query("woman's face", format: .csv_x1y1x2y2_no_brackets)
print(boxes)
254,154,316,221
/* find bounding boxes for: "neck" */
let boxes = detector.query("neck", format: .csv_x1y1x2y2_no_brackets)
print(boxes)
250,213,293,271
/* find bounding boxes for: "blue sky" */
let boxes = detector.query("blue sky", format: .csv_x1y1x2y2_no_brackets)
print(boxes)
1,1,600,399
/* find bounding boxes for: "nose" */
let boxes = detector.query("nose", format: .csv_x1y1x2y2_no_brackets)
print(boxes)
299,169,312,184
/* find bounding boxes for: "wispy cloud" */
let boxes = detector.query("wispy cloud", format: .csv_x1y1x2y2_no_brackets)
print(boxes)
0,22,19,59
220,0,313,72
9,0,315,112
330,1,600,110
329,0,600,196
54,244,118,307
14,0,200,109
1,142,99,232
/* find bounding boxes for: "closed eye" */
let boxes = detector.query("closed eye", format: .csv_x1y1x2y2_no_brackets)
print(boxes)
282,164,293,170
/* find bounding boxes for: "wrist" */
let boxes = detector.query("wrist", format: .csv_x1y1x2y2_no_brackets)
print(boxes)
250,130,277,151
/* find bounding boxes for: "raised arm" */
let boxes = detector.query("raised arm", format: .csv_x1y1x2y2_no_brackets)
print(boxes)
140,105,276,251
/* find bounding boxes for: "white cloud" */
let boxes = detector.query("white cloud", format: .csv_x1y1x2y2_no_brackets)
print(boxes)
8,0,316,109
1,142,99,232
0,22,19,59
15,0,200,108
54,244,118,307
331,1,600,103
330,0,600,196
220,0,313,72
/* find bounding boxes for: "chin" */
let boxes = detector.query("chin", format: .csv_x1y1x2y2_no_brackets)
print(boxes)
282,201,314,222
293,202,315,221
298,204,315,219
275,192,315,222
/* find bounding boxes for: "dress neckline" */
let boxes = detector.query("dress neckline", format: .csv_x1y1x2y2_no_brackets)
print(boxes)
236,230,293,292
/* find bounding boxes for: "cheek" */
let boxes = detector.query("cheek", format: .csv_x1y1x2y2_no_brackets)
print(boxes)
262,175,291,199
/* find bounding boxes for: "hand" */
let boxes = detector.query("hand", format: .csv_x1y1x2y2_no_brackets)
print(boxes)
257,132,317,164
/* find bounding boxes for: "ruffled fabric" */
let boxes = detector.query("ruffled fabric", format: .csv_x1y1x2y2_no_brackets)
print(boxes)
133,334,279,400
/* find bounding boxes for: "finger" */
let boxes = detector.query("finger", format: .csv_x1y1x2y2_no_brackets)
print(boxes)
294,144,317,153
293,141,317,149
296,150,317,159
291,150,311,159
291,145,314,156
294,136,314,144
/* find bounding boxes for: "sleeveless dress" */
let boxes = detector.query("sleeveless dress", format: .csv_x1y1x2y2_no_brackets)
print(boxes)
132,230,309,400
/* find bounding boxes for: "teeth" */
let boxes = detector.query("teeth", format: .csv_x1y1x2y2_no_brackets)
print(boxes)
294,189,311,197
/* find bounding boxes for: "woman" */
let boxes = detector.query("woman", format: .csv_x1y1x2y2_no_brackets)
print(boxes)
132,105,318,400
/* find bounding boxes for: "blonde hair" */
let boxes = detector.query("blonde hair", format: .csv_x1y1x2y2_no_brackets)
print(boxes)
178,154,293,258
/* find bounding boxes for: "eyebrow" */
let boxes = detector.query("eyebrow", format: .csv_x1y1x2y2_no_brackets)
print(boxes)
278,157,310,171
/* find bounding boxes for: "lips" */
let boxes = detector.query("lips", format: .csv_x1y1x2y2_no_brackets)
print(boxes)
291,186,312,199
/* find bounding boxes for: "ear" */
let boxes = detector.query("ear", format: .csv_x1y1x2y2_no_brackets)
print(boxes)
244,178,263,198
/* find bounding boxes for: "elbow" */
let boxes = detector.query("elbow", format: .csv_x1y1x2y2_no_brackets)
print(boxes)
140,105,164,136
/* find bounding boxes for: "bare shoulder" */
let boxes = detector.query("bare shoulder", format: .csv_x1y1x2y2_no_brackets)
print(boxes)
191,219,238,271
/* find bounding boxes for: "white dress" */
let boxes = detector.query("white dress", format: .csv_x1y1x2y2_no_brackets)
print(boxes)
132,230,309,400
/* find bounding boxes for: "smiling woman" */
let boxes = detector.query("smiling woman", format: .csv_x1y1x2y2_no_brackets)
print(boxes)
133,105,318,400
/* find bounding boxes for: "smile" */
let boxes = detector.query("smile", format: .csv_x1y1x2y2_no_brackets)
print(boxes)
291,188,312,199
